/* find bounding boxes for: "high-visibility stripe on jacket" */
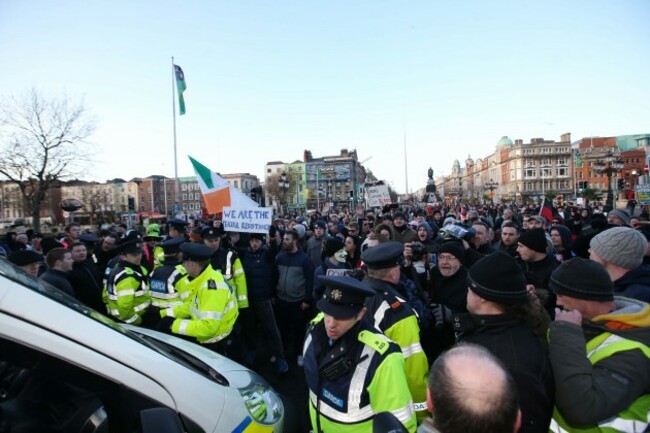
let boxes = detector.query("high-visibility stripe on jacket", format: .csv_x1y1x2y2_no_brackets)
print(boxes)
364,278,429,419
161,265,238,344
304,315,416,433
549,332,650,433
103,262,150,325
227,251,248,309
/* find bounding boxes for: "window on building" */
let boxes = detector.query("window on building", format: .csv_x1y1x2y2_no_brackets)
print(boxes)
182,193,187,200
189,203,195,210
182,203,188,210
234,181,239,188
525,168,536,178
556,167,567,177
510,169,515,180
557,158,567,166
541,168,552,178
181,184,187,191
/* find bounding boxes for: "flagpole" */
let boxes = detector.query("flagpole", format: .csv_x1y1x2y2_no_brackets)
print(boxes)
172,56,180,216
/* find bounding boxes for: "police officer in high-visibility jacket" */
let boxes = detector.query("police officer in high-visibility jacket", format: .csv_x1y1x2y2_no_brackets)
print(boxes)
203,227,249,309
149,237,188,310
548,257,650,433
153,218,189,269
360,241,429,420
303,275,416,433
157,243,239,350
103,236,151,325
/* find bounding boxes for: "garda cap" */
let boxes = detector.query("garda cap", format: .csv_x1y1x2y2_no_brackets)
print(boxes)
180,243,213,262
316,276,375,319
360,241,404,270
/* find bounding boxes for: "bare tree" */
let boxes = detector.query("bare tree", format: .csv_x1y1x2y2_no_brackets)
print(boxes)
265,172,296,214
0,89,96,232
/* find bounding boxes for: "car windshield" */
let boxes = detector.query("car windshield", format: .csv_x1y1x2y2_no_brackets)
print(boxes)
0,257,225,384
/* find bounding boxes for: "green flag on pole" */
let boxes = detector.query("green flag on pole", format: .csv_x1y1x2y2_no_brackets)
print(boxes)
174,64,187,115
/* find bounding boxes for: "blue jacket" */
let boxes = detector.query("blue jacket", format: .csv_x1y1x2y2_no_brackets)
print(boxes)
276,249,313,303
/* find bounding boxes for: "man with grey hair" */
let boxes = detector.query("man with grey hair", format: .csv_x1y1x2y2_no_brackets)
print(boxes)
589,226,650,302
419,343,521,433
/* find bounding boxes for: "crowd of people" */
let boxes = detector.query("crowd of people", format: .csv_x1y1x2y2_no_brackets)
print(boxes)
0,199,649,433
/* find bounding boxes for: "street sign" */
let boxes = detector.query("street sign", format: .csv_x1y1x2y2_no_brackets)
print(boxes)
173,202,181,213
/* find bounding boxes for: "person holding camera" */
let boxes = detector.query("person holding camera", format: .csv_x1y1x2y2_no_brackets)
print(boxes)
404,240,468,361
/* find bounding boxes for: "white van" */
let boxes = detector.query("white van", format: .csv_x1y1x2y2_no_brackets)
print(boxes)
0,258,284,433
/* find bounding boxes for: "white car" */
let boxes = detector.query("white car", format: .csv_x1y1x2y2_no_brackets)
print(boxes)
0,258,284,433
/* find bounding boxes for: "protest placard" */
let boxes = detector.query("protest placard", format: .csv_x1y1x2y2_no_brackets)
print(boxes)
366,184,391,207
222,206,273,233
636,184,650,205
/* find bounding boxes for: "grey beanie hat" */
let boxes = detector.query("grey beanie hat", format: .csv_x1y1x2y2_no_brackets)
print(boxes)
608,209,630,225
589,227,647,269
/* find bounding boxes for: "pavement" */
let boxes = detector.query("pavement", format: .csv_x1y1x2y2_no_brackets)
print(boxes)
248,341,310,432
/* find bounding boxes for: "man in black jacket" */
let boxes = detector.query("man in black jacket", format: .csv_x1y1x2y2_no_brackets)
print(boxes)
68,242,104,311
40,247,75,297
455,252,553,433
239,232,287,373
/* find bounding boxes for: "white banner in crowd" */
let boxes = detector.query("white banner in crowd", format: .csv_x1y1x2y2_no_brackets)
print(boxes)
222,206,273,233
366,184,392,207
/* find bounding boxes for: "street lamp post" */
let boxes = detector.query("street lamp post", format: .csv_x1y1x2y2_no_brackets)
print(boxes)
595,151,624,211
279,172,289,216
484,179,499,204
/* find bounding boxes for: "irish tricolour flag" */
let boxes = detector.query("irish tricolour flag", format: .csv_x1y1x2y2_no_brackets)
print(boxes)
189,156,258,214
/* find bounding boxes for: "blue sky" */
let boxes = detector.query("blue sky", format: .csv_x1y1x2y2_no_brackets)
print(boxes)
1,1,649,193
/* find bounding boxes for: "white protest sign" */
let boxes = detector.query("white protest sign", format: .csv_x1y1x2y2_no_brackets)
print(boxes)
366,184,392,207
325,268,351,277
222,206,273,234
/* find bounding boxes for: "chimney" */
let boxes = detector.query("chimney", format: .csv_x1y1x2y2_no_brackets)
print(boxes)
303,150,312,162
515,139,523,145
341,148,348,157
560,133,571,143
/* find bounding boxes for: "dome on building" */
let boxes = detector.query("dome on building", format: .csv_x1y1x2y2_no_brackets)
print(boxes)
453,159,460,167
496,136,514,147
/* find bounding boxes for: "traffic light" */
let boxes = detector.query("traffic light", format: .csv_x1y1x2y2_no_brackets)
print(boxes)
127,196,135,211
617,179,625,190
250,188,257,201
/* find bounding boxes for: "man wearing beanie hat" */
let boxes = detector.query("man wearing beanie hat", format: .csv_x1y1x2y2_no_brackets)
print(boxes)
303,276,417,432
392,211,418,244
516,228,560,317
455,252,554,433
8,249,43,278
307,220,329,269
589,226,650,302
547,258,650,432
607,209,630,226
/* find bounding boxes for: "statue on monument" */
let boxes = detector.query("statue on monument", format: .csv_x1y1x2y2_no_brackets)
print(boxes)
428,167,434,180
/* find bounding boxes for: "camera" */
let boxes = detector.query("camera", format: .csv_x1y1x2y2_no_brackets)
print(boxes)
410,241,427,261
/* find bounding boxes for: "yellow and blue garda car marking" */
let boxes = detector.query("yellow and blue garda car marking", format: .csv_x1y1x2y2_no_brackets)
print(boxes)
231,416,273,433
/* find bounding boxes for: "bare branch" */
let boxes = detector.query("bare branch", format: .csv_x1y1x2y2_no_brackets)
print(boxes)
0,88,97,232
